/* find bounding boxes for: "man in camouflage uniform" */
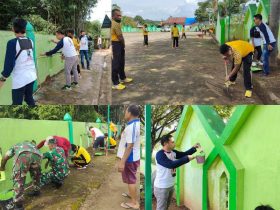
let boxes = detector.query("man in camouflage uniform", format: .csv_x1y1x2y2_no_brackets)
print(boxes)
40,138,69,188
0,141,42,210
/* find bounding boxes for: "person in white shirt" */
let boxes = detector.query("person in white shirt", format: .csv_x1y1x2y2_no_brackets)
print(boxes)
154,134,200,210
98,36,102,50
254,14,277,76
41,30,79,90
250,26,263,66
89,126,105,150
79,30,90,70
0,18,37,105
117,105,141,210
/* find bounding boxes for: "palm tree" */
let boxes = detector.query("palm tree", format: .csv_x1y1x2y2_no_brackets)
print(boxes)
269,0,280,65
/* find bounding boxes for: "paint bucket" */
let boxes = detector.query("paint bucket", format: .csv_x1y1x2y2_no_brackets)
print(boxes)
196,151,206,164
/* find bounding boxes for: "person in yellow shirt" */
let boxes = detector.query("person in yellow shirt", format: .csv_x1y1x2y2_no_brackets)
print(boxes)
71,144,91,169
143,24,149,47
105,133,117,149
67,29,81,78
220,40,255,98
171,23,180,48
111,8,133,90
181,25,187,39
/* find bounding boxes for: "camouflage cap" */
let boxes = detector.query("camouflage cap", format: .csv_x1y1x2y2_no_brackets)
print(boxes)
48,138,57,144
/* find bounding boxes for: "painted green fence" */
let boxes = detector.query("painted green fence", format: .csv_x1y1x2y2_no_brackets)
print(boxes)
0,25,64,105
0,118,105,200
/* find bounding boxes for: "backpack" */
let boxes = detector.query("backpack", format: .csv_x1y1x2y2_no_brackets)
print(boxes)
15,38,33,60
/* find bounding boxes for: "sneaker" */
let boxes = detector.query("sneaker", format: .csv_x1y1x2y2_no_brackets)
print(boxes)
61,85,72,90
258,61,263,66
71,82,79,88
87,67,91,70
120,78,133,84
112,83,126,90
245,90,252,98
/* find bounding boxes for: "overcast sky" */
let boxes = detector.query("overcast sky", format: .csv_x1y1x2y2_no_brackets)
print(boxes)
112,0,204,20
91,0,111,23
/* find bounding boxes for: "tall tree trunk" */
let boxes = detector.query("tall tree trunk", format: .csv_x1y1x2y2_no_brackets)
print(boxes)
270,0,280,66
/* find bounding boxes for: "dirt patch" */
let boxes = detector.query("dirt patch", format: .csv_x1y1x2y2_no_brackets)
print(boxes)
23,148,115,210
112,32,263,105
140,174,189,210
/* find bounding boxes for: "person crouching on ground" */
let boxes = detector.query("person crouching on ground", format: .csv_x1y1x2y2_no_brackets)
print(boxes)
0,18,37,105
154,134,200,210
40,138,69,189
41,29,79,91
89,126,105,151
219,40,254,98
0,141,42,210
37,136,71,159
70,144,91,169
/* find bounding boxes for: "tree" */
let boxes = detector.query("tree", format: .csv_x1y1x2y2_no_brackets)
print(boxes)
213,105,234,120
122,16,137,27
269,0,280,66
134,15,145,25
0,0,98,33
140,106,184,152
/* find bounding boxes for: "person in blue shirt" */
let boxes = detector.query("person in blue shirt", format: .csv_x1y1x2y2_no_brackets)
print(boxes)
0,18,37,105
253,14,277,76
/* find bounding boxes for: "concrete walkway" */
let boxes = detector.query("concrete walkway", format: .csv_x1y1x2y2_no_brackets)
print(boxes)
80,162,140,210
35,50,111,105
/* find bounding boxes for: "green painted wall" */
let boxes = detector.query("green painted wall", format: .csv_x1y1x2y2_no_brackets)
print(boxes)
230,106,280,210
0,31,64,105
0,118,104,200
177,111,214,210
176,105,280,210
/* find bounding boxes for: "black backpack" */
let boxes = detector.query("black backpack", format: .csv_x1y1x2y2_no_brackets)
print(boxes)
15,38,33,60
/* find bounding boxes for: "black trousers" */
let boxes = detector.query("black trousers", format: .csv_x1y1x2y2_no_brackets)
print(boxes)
12,81,35,105
93,136,105,149
255,46,262,61
173,37,179,47
112,41,126,85
144,35,148,45
230,53,253,90
71,156,89,167
181,33,186,39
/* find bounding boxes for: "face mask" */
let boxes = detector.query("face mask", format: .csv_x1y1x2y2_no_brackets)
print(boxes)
114,19,121,23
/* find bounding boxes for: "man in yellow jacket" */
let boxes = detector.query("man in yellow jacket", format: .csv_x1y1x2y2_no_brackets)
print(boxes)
171,23,180,48
71,144,91,169
220,40,255,98
143,24,149,47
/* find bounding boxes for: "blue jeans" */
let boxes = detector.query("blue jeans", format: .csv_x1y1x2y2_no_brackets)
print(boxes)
263,42,276,74
12,81,35,105
80,50,90,69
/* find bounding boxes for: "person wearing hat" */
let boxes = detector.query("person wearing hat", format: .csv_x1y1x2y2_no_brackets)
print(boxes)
0,141,42,210
37,136,71,158
71,144,91,169
40,138,69,188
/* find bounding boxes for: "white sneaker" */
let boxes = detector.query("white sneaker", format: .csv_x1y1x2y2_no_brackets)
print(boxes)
252,62,257,67
258,61,263,66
